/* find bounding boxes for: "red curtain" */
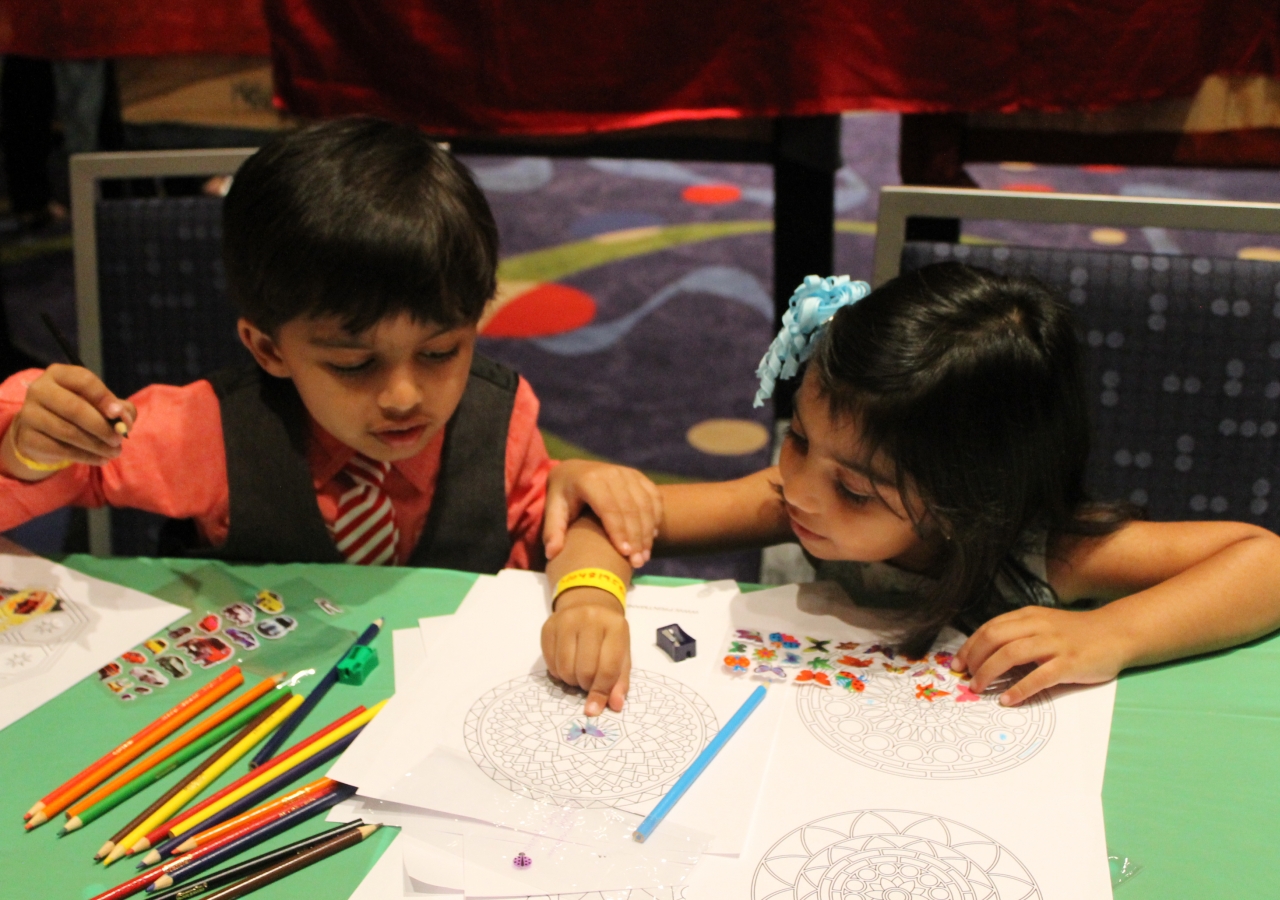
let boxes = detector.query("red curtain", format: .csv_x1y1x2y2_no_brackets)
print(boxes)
264,1,1279,134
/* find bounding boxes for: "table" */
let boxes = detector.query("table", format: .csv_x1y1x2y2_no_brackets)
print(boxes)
1,550,1276,897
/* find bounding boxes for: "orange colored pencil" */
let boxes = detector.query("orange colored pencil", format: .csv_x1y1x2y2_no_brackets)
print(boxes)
167,779,338,856
65,673,285,819
142,706,365,847
24,666,244,823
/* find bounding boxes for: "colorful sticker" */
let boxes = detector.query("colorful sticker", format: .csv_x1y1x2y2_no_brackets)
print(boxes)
225,627,260,651
177,636,233,668
156,655,191,680
769,632,800,649
134,685,153,696
734,629,763,644
753,647,777,661
105,678,131,693
808,656,834,671
0,588,59,633
275,615,297,632
954,684,982,702
754,664,787,681
835,671,867,692
837,655,873,668
255,616,296,640
513,852,533,870
728,641,748,654
221,603,256,627
255,590,285,614
118,692,136,702
121,650,147,665
866,644,895,659
723,655,750,673
143,638,169,655
882,663,909,674
197,614,221,634
97,661,121,680
934,651,955,669
168,625,194,641
781,651,804,667
795,669,831,687
131,666,168,688
315,597,343,616
836,641,860,651
804,638,831,654
915,682,950,702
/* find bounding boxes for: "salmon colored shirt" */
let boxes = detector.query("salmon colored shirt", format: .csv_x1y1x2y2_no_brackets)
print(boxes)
0,369,553,569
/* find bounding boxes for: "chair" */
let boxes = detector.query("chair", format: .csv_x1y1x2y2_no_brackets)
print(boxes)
70,149,256,555
873,186,1280,531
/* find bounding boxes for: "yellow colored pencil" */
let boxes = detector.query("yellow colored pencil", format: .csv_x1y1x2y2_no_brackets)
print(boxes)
167,699,387,841
101,694,304,867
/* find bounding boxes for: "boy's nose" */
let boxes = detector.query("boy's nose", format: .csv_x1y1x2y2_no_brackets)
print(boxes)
378,367,423,412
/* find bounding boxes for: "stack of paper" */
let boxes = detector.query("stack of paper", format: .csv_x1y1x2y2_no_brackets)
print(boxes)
334,572,1117,899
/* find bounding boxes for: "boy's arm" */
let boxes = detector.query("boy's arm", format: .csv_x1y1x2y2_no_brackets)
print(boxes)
543,514,632,717
957,519,1280,705
655,466,794,554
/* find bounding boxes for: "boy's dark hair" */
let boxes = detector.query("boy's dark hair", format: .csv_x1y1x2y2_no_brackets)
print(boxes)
222,117,498,335
810,262,1136,654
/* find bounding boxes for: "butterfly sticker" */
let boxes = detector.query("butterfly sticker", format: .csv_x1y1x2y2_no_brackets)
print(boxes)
728,641,748,654
781,651,804,666
955,684,982,702
804,638,831,654
724,655,751,673
883,663,909,674
910,666,941,679
566,721,609,741
835,671,867,692
735,630,764,644
754,664,787,681
769,632,800,649
754,647,777,661
836,641,860,651
866,644,896,659
808,656,834,671
915,682,951,702
795,670,832,687
934,651,955,669
837,655,873,668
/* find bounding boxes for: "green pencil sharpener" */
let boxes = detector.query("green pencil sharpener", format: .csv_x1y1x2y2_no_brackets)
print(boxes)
336,644,379,685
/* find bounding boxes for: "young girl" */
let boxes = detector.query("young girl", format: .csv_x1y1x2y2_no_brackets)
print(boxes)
645,262,1280,706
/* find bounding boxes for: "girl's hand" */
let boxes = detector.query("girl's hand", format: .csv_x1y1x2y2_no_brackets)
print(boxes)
1,365,136,480
544,460,662,569
541,587,630,717
954,606,1131,706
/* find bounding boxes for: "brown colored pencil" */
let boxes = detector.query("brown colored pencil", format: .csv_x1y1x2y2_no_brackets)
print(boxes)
93,693,291,861
195,823,379,900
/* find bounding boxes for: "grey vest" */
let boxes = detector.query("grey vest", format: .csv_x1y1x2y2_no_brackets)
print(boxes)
171,356,516,573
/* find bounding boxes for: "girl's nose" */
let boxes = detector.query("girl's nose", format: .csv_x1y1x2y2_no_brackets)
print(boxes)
779,448,820,514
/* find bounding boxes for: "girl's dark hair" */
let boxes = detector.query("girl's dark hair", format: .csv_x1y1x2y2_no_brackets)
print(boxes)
810,262,1136,653
222,116,498,335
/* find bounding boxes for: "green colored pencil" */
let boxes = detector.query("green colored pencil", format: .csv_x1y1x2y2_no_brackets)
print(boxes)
61,692,284,834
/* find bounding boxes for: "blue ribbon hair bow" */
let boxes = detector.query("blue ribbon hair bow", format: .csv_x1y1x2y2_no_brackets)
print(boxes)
753,275,870,407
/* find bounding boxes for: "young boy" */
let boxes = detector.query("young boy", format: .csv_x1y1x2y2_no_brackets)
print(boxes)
0,118,646,715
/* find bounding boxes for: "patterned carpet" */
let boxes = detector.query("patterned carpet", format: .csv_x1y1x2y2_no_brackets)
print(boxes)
4,113,1280,578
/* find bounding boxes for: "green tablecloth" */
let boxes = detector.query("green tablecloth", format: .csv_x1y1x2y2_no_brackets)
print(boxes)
0,555,1276,898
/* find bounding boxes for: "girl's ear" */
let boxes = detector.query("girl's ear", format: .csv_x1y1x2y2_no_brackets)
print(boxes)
237,319,291,378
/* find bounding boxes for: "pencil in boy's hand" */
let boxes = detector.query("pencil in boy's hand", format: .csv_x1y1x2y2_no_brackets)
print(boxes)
249,618,384,768
94,694,290,861
26,667,244,830
39,312,129,436
191,823,381,900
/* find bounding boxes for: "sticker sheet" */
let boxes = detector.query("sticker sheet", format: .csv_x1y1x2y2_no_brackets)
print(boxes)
0,553,185,729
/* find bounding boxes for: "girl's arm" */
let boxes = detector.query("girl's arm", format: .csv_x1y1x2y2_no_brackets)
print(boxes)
957,519,1280,704
655,466,794,554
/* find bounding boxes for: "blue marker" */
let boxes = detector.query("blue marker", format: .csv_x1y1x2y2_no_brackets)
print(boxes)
633,683,768,843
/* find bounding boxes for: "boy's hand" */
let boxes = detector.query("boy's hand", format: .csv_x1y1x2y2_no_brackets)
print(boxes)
1,365,135,480
544,460,662,569
541,587,630,717
954,606,1130,707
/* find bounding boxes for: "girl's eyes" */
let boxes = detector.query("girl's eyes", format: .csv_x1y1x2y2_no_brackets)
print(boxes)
836,480,873,506
784,424,808,450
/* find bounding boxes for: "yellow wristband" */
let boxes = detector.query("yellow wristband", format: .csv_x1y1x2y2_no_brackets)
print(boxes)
11,445,73,473
554,568,627,611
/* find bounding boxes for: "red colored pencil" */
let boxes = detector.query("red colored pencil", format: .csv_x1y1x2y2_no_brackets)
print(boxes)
164,778,338,857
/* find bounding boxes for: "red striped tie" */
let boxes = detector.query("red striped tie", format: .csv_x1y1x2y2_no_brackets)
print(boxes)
328,455,401,566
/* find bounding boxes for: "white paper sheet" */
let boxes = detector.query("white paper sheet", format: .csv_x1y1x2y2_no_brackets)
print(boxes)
365,571,776,857
680,582,1115,899
395,628,429,687
0,553,186,730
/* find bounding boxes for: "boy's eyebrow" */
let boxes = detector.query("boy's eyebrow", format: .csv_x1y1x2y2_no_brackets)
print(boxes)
309,322,455,349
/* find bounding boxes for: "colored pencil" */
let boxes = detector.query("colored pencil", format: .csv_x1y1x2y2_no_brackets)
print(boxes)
250,618,383,768
145,786,357,892
150,778,339,863
165,701,385,841
95,696,290,861
26,667,244,829
633,683,768,843
68,674,285,820
195,824,380,900
102,694,304,866
145,821,365,900
143,705,366,851
40,311,129,435
63,691,285,834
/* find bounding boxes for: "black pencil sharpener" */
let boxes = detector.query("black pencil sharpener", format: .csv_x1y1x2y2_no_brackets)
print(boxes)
657,624,696,662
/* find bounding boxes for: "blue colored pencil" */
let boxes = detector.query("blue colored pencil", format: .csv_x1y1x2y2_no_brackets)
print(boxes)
250,618,383,767
633,683,768,843
145,728,364,864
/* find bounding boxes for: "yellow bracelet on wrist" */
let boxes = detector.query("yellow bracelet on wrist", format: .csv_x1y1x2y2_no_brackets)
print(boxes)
554,568,627,611
11,445,73,473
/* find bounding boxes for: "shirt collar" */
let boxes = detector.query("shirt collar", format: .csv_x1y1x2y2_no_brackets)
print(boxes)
307,417,443,494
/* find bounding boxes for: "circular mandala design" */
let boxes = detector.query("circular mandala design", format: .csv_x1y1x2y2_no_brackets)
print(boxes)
753,809,1042,900
796,667,1053,779
464,669,717,808
0,593,89,686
